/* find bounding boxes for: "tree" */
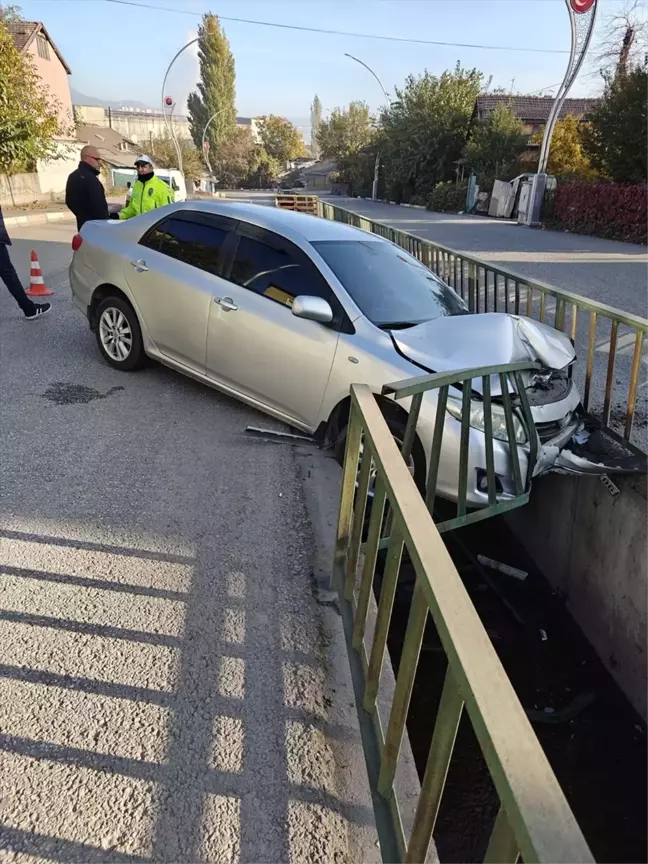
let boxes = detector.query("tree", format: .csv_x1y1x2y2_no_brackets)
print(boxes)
317,101,376,194
215,125,253,187
245,146,280,188
465,103,528,179
187,14,236,169
594,0,647,78
379,64,483,201
310,94,322,160
317,102,374,162
257,115,306,164
148,136,204,181
583,62,647,182
0,4,22,21
534,113,596,179
0,22,61,173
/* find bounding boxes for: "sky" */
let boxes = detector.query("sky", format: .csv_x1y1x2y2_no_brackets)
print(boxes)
16,0,644,136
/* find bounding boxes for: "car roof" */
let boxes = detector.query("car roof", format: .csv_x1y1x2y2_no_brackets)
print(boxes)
171,199,382,244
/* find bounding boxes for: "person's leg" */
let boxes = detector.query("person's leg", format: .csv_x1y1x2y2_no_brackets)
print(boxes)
0,243,36,316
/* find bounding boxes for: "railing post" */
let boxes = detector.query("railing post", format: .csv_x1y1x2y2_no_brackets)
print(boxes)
363,526,405,711
332,396,362,590
625,330,644,439
378,579,428,796
468,262,477,313
405,668,464,863
484,807,520,864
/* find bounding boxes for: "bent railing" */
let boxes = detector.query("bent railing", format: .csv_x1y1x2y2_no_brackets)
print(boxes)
383,361,540,534
318,200,647,443
333,383,594,863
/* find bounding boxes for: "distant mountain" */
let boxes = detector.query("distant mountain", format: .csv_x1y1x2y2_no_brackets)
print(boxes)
71,86,150,110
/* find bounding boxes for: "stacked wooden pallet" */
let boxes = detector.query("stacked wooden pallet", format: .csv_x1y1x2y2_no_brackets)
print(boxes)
274,194,319,216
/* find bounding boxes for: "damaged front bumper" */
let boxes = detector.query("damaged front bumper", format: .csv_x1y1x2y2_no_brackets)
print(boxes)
546,415,647,476
528,372,647,477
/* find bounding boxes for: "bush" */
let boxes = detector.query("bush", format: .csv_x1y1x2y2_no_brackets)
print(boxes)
548,182,647,244
427,181,467,213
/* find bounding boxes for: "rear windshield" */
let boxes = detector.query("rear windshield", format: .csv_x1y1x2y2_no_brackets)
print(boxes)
311,239,467,328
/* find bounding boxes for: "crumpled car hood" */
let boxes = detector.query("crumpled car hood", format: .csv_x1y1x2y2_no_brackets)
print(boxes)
391,313,575,390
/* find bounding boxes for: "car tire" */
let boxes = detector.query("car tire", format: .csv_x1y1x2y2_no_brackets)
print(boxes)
333,415,427,495
95,296,145,371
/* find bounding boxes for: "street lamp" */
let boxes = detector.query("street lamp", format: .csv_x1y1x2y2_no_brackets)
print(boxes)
345,53,389,201
201,109,225,175
161,36,203,177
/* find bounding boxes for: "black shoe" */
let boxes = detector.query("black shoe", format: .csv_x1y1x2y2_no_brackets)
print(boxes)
24,302,52,321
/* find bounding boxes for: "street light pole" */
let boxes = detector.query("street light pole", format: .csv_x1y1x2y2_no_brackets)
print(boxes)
161,36,202,177
201,109,225,175
345,53,389,201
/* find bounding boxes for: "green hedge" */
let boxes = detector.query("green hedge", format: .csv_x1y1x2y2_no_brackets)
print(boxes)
427,182,467,213
548,182,647,244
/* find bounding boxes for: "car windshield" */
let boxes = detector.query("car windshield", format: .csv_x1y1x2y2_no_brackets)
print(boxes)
311,239,468,328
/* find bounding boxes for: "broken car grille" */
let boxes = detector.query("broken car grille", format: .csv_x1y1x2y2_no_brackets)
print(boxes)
535,416,574,443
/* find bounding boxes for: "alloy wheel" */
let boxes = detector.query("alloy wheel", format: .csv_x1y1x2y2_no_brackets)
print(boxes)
360,434,415,497
99,307,133,362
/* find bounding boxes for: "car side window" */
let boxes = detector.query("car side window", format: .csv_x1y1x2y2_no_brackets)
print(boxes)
140,216,229,276
230,230,336,310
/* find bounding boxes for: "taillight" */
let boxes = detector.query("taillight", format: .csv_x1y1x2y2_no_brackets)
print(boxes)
71,234,83,251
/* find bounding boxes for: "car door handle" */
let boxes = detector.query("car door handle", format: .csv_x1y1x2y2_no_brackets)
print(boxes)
214,296,238,312
130,259,149,272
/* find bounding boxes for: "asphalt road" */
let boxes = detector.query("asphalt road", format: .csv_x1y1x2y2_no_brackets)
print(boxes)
0,221,377,862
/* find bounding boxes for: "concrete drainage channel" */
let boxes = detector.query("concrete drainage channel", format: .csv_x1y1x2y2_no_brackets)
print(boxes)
373,506,647,863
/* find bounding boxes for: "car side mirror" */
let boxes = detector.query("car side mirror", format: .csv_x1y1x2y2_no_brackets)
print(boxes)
292,295,333,324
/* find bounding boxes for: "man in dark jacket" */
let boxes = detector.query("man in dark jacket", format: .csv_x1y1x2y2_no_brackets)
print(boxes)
65,145,109,230
0,205,51,319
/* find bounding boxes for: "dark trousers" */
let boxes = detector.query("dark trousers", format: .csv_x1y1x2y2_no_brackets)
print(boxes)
0,243,36,315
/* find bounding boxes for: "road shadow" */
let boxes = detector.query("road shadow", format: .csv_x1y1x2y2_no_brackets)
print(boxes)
0,510,373,862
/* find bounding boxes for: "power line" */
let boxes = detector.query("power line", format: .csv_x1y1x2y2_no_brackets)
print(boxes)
104,0,570,54
525,68,602,95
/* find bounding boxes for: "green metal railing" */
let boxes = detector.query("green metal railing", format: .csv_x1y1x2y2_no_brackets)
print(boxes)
383,361,540,534
318,200,647,443
333,382,594,863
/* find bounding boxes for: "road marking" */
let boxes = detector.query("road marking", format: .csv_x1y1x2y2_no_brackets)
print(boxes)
596,331,648,361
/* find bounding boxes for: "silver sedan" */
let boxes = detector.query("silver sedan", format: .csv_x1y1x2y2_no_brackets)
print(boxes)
69,200,587,506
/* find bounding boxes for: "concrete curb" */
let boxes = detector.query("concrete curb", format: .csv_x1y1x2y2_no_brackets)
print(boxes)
4,211,73,228
297,446,435,862
357,196,426,210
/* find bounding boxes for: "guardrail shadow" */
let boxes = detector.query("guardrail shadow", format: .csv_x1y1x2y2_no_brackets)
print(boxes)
0,527,372,862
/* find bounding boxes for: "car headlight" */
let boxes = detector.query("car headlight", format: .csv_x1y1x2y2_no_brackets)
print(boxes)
446,396,527,444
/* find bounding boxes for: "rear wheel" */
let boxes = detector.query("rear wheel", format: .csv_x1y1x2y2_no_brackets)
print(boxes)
96,297,145,371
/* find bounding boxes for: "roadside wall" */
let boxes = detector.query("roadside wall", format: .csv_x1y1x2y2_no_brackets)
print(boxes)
37,141,82,194
506,473,647,720
0,173,42,206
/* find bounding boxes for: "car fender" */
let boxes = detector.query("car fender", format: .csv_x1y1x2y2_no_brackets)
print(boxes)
317,324,425,434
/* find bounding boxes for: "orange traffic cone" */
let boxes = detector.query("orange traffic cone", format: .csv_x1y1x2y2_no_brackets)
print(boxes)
25,249,54,297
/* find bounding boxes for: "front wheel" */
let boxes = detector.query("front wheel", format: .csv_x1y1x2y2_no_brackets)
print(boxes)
96,297,145,371
333,416,426,495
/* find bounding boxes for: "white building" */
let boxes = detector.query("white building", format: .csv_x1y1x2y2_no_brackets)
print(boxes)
74,106,261,146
